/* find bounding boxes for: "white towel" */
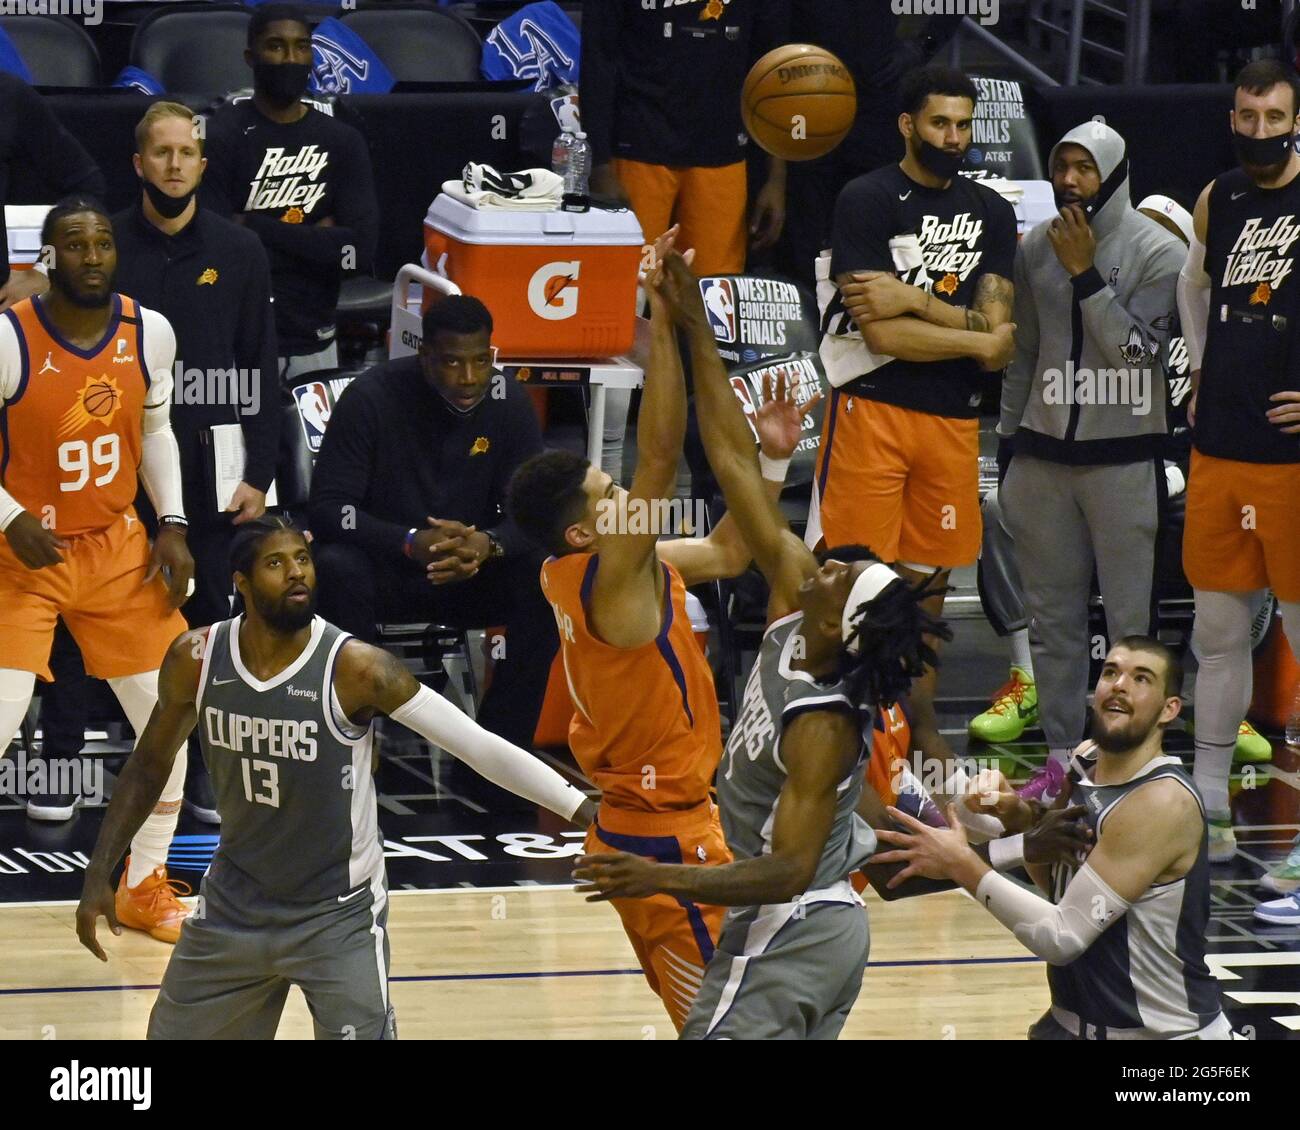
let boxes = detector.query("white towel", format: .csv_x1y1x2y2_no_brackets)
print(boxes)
443,163,564,210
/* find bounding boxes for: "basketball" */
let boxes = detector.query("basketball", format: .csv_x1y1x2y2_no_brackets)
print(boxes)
741,44,857,161
83,380,119,417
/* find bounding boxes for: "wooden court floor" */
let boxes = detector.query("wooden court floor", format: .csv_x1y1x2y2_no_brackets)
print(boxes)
0,886,1047,1040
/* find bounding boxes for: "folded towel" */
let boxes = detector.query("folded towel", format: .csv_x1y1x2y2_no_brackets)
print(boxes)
444,163,565,210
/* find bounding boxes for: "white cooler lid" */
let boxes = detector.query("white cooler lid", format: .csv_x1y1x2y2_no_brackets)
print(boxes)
425,192,644,247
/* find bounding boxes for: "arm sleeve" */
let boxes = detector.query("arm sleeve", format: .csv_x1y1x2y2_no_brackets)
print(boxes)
1073,236,1182,372
306,384,408,557
0,319,21,528
974,862,1131,966
1177,235,1210,371
242,130,378,272
580,0,621,166
139,312,185,519
484,388,545,557
388,685,586,820
829,179,896,277
998,243,1038,437
234,237,281,492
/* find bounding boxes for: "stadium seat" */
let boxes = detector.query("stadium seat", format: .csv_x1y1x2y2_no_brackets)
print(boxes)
336,276,396,367
340,5,482,83
131,4,252,97
0,14,100,87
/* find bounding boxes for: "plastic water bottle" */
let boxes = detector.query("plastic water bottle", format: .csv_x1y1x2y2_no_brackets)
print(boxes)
1287,686,1300,748
566,131,592,196
551,127,575,185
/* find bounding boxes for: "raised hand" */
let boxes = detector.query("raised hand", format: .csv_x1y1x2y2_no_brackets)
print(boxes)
755,368,822,460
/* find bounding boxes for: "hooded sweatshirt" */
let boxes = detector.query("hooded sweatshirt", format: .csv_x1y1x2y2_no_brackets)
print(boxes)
999,122,1186,464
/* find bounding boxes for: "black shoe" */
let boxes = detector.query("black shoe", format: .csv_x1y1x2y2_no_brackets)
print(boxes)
183,755,221,825
27,789,80,822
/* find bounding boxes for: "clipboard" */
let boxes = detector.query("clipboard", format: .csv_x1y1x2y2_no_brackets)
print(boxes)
205,424,278,513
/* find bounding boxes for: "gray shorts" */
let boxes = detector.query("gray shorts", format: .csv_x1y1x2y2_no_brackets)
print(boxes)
148,870,395,1041
681,897,869,1040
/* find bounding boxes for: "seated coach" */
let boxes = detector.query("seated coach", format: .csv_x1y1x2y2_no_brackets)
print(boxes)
308,297,556,749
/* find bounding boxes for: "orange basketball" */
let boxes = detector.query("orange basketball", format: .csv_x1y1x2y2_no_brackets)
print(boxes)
83,381,119,417
741,44,857,161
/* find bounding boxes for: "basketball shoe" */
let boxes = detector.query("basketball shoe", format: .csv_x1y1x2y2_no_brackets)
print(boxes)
968,667,1038,743
1261,834,1300,895
115,858,192,943
1183,717,1272,764
1015,756,1066,805
1207,815,1237,864
1253,891,1300,925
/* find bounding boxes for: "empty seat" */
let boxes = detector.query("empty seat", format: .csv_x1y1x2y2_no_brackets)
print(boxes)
131,4,252,96
341,5,482,83
0,14,100,87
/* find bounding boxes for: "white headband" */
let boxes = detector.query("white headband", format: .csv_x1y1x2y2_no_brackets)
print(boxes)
1136,194,1194,245
840,562,901,655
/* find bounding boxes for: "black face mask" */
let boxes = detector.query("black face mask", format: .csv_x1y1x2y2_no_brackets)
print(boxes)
141,177,195,220
1233,129,1295,169
253,61,312,106
916,138,966,180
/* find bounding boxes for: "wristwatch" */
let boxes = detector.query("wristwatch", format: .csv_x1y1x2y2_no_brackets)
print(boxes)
485,533,504,560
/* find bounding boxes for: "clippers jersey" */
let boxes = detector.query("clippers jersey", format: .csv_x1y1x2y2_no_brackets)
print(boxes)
540,552,721,813
719,611,878,914
197,616,384,903
1200,169,1300,463
1047,746,1224,1037
0,294,160,535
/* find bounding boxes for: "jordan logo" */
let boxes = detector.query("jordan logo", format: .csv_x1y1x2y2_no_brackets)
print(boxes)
39,352,59,375
123,514,137,529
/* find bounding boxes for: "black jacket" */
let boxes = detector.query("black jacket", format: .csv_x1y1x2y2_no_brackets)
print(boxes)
308,356,543,562
112,201,280,497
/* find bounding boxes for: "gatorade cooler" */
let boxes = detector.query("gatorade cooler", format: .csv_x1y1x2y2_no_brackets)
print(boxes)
422,193,644,358
6,204,52,273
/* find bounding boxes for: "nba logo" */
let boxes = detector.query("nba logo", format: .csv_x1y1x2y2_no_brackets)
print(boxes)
728,373,759,441
293,382,332,453
701,278,736,344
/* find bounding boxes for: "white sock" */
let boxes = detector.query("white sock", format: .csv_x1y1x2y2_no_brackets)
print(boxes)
109,673,187,885
1009,630,1034,679
1194,750,1232,820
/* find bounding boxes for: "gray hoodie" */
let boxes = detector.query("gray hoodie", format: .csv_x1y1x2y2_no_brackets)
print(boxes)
999,121,1187,464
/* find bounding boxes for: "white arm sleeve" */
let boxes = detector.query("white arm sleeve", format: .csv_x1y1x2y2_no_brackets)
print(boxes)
0,317,26,530
1177,235,1210,372
138,309,185,520
388,685,587,821
974,862,1131,965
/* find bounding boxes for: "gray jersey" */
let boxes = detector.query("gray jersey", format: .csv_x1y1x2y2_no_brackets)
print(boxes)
197,616,384,903
719,611,878,909
1047,746,1224,1038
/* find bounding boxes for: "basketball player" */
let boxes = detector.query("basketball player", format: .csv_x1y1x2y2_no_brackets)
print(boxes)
0,198,197,943
573,252,1089,1038
1177,60,1300,860
504,230,806,1032
76,515,596,1039
876,636,1231,1040
814,65,1018,778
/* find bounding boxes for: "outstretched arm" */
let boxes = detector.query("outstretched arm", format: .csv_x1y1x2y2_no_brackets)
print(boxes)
335,640,597,827
657,252,815,618
573,709,856,906
76,629,203,959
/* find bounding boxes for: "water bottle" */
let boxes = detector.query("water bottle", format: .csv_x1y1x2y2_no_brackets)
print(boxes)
551,127,575,185
566,130,592,197
1286,685,1300,748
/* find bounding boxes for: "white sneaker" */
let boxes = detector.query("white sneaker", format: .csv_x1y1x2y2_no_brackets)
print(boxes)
1261,837,1300,895
1207,816,1237,864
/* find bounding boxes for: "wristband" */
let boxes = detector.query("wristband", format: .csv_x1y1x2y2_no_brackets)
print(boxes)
158,514,188,530
988,833,1026,871
32,262,49,278
0,499,24,532
759,452,791,482
403,528,418,558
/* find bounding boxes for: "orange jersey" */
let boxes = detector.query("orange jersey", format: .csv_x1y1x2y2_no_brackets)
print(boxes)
540,552,722,814
1,295,150,536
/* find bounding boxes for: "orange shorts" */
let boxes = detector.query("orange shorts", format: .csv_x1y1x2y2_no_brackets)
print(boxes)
612,158,747,277
586,798,731,1033
1183,450,1300,602
815,395,981,569
0,509,187,680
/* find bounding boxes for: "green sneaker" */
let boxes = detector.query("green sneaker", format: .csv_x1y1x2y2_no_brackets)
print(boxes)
1233,720,1273,764
1261,836,1300,895
1207,815,1237,864
968,666,1038,743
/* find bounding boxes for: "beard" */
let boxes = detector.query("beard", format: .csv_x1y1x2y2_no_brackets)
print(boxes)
251,586,316,633
50,268,115,310
1053,188,1094,210
1091,702,1162,753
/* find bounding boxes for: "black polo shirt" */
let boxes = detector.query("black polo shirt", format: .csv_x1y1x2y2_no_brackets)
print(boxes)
112,200,280,496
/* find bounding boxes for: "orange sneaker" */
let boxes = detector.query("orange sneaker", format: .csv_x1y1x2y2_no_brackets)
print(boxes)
114,859,193,944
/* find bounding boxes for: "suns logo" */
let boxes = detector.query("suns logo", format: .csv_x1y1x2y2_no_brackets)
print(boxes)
469,436,490,456
1249,282,1272,306
281,207,306,224
197,268,218,286
934,273,960,297
59,374,122,438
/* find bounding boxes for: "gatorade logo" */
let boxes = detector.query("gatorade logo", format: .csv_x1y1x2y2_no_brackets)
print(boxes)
528,261,580,320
